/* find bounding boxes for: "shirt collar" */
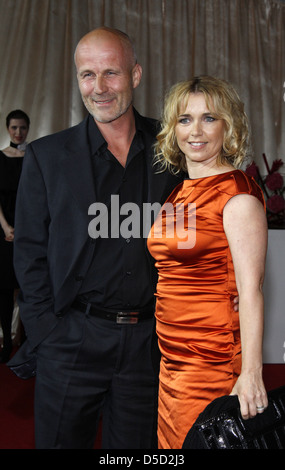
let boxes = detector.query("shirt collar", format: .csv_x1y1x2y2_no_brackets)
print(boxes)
87,114,106,156
87,110,145,159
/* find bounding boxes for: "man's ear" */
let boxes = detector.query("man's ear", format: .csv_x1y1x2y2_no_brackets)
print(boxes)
132,63,142,89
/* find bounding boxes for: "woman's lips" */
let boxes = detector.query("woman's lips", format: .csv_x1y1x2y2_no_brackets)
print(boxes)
189,142,207,148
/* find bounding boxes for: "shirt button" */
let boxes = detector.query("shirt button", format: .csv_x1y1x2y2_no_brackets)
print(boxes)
126,271,131,276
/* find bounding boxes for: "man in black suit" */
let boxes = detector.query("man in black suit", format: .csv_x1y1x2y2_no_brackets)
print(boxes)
12,27,182,449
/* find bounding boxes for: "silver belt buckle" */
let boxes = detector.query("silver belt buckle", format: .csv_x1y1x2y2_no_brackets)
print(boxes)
116,311,139,324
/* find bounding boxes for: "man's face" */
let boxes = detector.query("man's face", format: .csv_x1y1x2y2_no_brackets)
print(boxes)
75,34,142,124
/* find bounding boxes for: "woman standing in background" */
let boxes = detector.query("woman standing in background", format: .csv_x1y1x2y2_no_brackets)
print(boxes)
0,110,30,363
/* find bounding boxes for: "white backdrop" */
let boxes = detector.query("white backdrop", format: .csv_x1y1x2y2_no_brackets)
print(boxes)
263,230,285,364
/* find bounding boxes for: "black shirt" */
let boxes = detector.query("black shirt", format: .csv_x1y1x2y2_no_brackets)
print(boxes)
78,114,154,310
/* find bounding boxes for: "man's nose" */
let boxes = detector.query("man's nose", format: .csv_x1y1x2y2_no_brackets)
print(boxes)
93,76,108,94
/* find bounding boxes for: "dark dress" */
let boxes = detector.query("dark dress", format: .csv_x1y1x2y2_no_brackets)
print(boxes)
0,150,23,288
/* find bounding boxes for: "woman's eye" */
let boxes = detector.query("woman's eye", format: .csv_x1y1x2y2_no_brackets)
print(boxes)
178,117,190,124
205,116,216,122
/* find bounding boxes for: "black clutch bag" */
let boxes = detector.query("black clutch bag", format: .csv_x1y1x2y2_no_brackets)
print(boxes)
182,385,285,449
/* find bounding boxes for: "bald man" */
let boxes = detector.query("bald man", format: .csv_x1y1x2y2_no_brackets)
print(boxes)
11,27,183,449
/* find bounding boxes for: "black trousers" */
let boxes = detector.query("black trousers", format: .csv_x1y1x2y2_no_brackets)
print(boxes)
35,306,159,449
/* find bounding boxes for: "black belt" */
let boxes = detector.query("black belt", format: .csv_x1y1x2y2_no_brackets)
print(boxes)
71,299,154,324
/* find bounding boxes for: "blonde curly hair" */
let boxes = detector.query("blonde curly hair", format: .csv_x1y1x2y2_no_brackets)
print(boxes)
154,76,250,174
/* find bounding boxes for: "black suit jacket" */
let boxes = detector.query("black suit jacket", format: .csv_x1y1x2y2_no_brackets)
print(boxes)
13,110,183,350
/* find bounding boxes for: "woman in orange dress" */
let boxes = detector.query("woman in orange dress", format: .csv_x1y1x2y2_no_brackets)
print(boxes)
147,76,268,449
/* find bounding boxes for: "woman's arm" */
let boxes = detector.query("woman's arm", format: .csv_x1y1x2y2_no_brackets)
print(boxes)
223,193,268,419
0,203,14,241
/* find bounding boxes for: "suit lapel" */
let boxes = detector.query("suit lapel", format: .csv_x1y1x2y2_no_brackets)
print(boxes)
144,127,182,207
134,110,169,206
60,117,96,215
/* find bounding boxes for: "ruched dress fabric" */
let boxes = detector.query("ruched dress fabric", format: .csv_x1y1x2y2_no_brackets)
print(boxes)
147,169,265,449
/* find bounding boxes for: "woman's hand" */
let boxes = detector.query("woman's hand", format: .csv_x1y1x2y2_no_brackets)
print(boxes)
3,224,14,241
230,370,268,419
0,205,14,241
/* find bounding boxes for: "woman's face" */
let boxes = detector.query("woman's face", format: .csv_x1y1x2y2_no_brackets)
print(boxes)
8,118,29,146
175,92,225,170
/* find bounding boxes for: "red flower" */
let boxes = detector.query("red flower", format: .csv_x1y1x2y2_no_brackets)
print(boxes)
265,172,284,191
245,161,258,178
266,195,285,214
270,159,284,173
246,157,284,224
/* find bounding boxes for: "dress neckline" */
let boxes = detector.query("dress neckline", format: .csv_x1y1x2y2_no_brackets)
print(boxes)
0,150,24,160
184,169,240,182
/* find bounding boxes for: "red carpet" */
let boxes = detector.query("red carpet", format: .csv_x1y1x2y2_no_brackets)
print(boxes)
0,349,102,449
0,361,35,449
0,353,284,449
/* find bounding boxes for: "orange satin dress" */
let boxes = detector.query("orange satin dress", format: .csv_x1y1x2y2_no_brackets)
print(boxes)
147,169,265,449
